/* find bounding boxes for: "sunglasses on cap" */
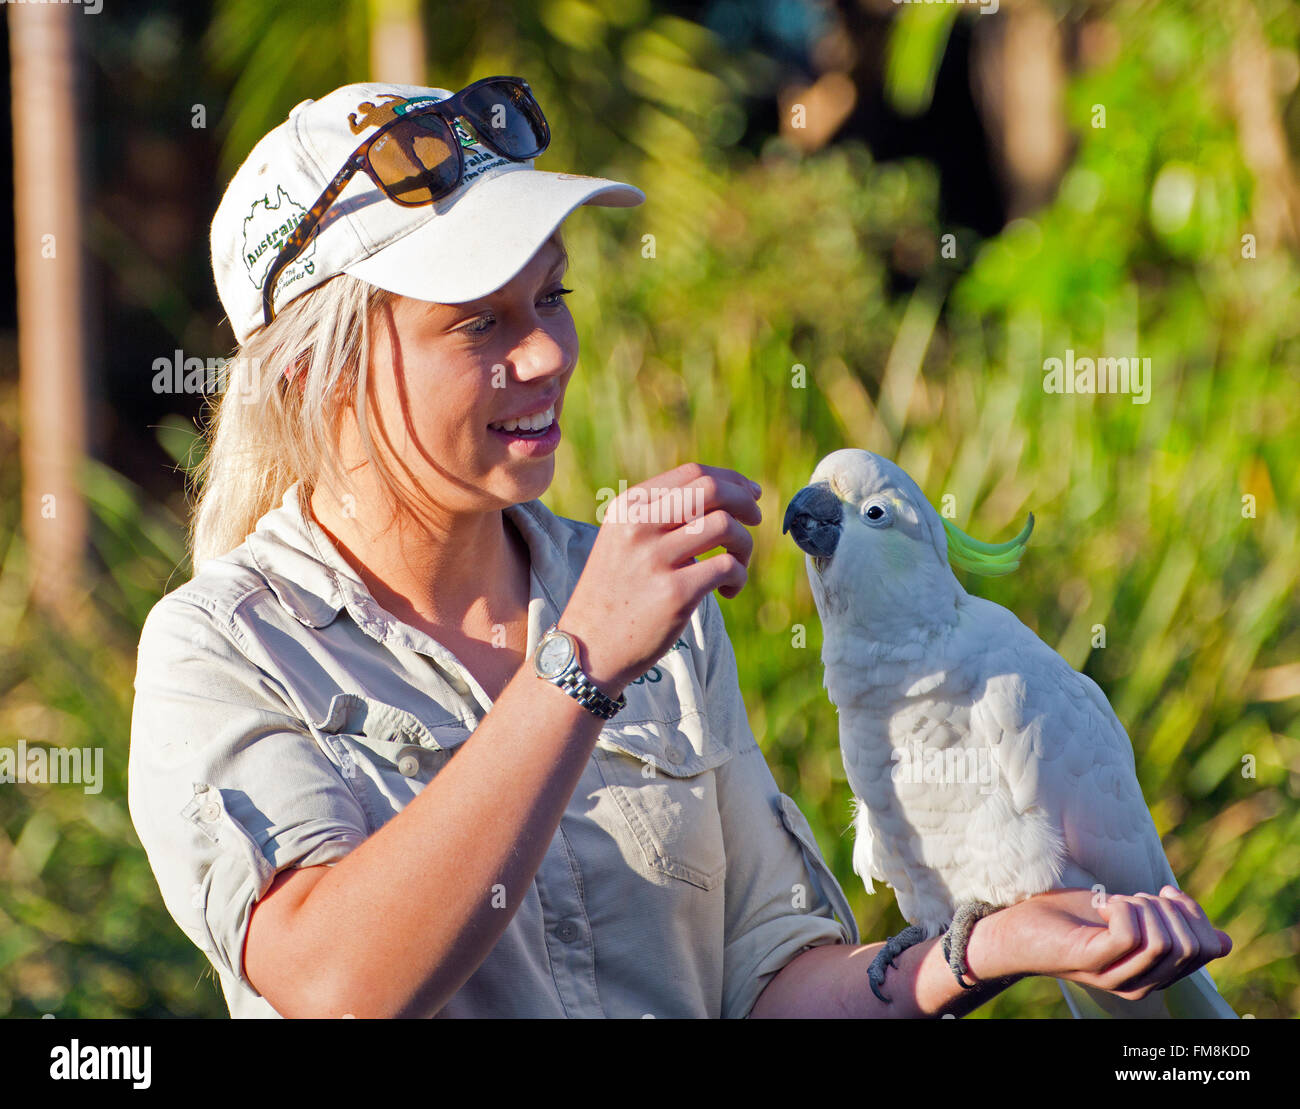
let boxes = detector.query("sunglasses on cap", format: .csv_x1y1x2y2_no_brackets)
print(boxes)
261,75,551,328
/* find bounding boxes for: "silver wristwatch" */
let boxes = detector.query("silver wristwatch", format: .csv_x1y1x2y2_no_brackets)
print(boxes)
532,625,627,720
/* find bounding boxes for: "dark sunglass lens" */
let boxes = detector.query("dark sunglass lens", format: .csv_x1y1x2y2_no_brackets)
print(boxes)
460,81,547,158
369,115,461,203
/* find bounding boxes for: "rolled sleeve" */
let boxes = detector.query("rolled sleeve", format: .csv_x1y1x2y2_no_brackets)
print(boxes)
696,594,860,1019
127,594,369,997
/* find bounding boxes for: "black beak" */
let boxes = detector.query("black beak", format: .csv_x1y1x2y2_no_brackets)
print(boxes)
782,482,843,560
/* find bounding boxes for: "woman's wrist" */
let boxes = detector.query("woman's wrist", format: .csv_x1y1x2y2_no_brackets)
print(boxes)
554,620,632,697
962,903,1029,988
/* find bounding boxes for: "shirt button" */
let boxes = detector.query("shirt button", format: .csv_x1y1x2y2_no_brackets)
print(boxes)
554,920,580,943
397,749,421,777
199,800,221,822
666,746,684,765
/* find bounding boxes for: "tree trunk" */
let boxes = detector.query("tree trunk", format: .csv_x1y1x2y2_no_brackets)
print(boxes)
1227,0,1300,251
9,3,89,622
971,1,1070,219
369,0,426,85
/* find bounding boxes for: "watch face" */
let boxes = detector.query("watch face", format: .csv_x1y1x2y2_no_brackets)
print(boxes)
536,633,573,678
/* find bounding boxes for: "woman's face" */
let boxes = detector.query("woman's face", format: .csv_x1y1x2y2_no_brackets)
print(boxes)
356,234,577,522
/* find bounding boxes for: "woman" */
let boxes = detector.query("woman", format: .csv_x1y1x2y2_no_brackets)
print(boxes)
128,77,1231,1019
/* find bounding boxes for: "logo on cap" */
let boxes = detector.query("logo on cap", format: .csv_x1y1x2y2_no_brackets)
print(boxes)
349,92,440,135
242,186,315,290
348,91,480,151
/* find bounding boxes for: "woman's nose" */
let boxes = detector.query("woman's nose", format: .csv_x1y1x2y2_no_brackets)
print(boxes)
510,321,574,382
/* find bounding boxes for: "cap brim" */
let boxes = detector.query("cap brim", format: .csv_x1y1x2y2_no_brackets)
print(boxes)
343,167,643,304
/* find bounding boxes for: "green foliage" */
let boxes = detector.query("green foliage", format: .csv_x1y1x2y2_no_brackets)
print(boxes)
0,398,226,1016
4,0,1295,1017
885,7,958,117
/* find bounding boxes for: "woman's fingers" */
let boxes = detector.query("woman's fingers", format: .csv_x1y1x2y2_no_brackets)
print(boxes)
640,466,761,600
641,464,762,530
678,550,748,603
1110,893,1190,998
1016,886,1231,1001
561,462,763,687
1159,885,1232,957
1086,893,1139,968
1087,895,1160,997
1148,892,1200,974
661,508,755,572
1091,889,1223,1000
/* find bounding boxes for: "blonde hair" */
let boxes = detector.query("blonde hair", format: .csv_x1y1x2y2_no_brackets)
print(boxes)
190,273,396,567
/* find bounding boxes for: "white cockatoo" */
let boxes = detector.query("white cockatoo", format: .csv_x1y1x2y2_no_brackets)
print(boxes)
782,448,1235,1018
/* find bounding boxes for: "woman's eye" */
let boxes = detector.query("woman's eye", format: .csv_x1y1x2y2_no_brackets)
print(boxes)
462,314,494,336
458,288,571,335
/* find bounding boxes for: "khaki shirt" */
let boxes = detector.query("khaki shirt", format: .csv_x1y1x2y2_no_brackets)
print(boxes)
128,484,858,1018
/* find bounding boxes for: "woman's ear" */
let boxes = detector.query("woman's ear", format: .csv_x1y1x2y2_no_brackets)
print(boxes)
283,350,310,388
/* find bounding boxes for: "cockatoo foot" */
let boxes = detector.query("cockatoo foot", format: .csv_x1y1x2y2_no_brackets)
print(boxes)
867,924,929,1003
941,900,999,988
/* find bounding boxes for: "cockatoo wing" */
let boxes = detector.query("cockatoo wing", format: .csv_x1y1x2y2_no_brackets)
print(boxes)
967,602,1234,1017
969,637,1175,900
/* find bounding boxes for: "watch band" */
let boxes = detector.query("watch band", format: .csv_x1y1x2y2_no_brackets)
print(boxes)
534,627,627,720
550,665,627,720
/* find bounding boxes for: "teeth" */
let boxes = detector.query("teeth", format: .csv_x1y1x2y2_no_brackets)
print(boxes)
491,404,554,432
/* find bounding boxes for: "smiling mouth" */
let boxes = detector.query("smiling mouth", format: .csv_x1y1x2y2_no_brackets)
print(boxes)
488,403,556,437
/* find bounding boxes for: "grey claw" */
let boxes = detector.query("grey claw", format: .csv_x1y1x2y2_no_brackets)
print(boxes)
944,900,999,989
868,924,928,1006
868,963,892,1004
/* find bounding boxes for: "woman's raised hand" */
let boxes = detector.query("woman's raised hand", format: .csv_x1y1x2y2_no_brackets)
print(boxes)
558,463,763,694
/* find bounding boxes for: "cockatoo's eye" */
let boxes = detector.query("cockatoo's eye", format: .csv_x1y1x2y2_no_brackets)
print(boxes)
861,500,893,527
863,499,894,525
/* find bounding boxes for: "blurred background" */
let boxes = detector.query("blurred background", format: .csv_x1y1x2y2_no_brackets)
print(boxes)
0,0,1297,1018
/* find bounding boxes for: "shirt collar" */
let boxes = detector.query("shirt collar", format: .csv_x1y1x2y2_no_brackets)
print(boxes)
244,482,580,645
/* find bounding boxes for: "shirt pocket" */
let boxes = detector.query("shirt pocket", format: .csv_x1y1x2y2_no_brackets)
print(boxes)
592,653,733,891
311,692,473,833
